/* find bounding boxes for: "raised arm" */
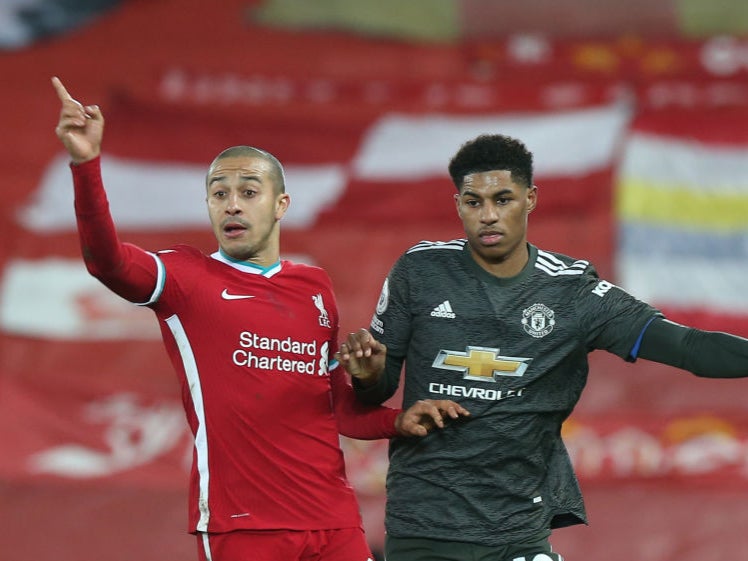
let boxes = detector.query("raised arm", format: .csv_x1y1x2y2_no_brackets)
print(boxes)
51,77,158,304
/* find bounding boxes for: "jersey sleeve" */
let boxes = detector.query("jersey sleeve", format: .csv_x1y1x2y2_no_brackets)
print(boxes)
638,317,748,378
372,254,412,358
330,367,401,439
71,157,161,304
575,268,662,360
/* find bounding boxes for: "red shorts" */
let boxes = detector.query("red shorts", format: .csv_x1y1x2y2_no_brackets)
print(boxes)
196,527,375,561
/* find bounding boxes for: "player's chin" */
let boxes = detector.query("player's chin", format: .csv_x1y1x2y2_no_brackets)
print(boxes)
472,242,506,260
219,242,253,261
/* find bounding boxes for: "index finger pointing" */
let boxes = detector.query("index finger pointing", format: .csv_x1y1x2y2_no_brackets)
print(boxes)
51,76,74,101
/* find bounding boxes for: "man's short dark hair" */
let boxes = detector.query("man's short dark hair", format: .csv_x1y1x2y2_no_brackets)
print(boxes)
448,134,533,191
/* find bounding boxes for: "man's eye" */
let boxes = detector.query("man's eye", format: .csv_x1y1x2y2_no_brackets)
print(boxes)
244,189,257,197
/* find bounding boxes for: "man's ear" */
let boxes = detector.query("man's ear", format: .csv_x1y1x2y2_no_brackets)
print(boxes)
527,185,538,213
275,193,291,221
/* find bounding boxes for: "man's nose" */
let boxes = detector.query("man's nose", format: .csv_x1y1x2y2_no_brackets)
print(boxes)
480,202,499,222
225,192,242,214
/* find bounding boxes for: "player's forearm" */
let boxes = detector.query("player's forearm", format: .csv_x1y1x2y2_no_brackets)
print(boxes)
71,156,126,277
638,317,748,378
71,157,157,303
337,405,401,440
331,369,400,439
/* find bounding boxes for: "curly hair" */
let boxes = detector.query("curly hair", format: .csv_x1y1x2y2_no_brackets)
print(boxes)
447,134,533,191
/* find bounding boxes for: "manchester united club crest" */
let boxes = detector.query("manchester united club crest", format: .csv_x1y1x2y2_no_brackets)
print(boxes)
521,303,555,338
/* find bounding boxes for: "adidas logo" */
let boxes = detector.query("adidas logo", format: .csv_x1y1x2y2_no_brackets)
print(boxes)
430,300,456,319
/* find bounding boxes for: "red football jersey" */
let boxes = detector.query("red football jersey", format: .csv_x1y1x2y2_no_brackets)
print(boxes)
71,158,399,534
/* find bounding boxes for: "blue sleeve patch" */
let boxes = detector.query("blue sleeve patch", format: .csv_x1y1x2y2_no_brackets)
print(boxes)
629,316,658,360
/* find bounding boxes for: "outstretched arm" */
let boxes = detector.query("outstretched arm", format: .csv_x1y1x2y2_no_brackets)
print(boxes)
637,317,748,377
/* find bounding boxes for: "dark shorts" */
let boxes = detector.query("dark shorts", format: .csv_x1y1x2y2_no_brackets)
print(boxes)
384,533,564,561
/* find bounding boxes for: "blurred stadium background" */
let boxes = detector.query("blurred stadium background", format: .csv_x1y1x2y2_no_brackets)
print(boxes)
2,1,748,560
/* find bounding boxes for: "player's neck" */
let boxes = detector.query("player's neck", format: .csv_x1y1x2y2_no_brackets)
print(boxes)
470,242,529,279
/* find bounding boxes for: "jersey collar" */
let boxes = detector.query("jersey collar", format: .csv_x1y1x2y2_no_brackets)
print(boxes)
460,242,538,286
211,249,283,277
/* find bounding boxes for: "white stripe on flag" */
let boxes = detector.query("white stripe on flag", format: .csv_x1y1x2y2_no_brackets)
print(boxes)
620,133,748,193
352,103,632,180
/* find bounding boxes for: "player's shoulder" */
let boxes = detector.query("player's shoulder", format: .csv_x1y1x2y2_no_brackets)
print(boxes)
533,246,594,278
281,258,326,275
153,244,205,262
280,259,333,285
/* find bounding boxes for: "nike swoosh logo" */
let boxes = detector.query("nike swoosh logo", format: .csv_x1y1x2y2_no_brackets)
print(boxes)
221,289,255,300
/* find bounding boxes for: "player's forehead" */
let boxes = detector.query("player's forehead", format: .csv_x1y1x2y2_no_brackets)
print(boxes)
207,155,273,178
461,169,519,193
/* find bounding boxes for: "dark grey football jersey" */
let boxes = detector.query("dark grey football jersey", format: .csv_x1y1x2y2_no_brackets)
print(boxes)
361,240,660,546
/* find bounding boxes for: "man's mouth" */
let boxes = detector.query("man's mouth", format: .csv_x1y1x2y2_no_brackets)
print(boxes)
479,231,503,245
223,221,248,238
